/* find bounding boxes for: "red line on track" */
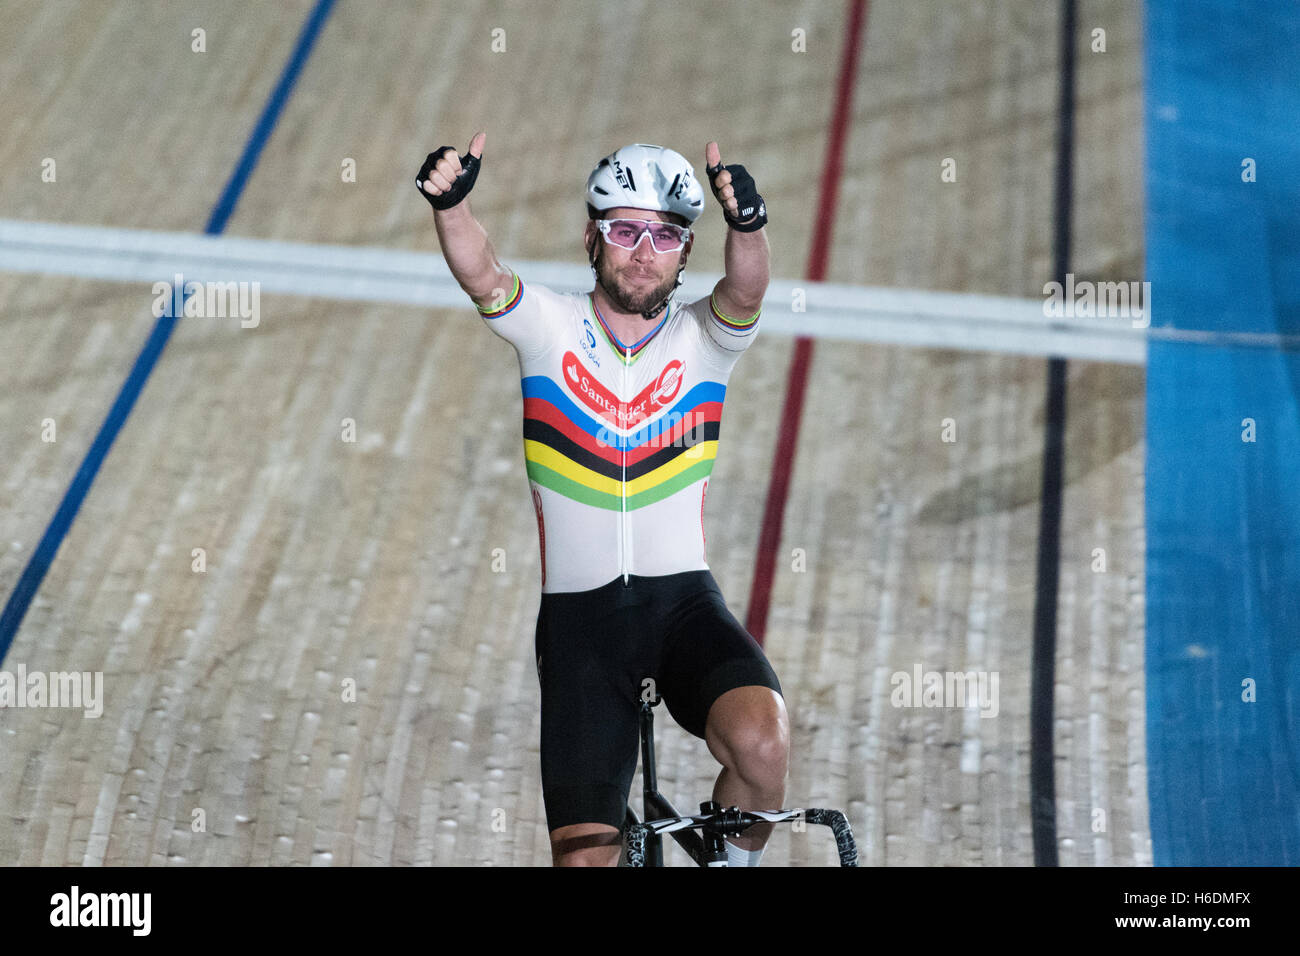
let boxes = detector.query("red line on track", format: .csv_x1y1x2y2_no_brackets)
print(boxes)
745,0,868,645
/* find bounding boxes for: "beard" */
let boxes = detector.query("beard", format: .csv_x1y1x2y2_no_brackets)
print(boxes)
596,255,681,317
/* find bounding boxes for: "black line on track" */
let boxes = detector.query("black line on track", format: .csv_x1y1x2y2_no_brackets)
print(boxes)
1031,0,1076,867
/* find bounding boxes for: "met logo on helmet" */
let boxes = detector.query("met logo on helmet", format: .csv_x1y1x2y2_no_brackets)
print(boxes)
612,159,634,192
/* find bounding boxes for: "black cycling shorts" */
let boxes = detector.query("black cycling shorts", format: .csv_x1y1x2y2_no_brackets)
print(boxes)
533,569,783,833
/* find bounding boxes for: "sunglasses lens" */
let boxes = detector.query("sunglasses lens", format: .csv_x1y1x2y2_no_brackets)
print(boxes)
648,224,685,251
606,220,647,248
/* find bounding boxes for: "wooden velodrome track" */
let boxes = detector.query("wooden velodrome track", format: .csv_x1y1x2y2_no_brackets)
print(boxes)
0,0,1147,865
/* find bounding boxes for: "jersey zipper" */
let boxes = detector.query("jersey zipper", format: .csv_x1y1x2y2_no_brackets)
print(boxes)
621,342,631,586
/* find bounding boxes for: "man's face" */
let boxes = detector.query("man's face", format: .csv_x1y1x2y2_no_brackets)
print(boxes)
586,207,693,317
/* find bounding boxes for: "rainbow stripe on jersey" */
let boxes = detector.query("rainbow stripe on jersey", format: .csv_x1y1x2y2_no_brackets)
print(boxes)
521,374,723,510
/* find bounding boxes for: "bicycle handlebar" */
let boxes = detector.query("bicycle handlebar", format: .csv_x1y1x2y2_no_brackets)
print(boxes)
801,808,859,867
624,807,858,867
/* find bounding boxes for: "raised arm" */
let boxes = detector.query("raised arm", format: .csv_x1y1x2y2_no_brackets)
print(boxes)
704,141,770,319
416,131,514,310
433,202,514,310
715,216,770,318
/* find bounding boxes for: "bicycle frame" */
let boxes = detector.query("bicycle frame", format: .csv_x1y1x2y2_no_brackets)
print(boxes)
622,697,859,867
623,695,719,865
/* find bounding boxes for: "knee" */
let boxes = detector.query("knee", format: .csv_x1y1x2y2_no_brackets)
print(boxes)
737,713,790,783
549,824,622,867
709,693,790,784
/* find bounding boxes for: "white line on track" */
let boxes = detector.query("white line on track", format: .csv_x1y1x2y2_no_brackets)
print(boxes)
0,218,1150,364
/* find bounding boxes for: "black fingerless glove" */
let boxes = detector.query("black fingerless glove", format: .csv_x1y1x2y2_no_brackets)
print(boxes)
415,147,482,210
706,162,768,232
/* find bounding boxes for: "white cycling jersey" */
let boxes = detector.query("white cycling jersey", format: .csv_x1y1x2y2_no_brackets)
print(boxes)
477,271,760,593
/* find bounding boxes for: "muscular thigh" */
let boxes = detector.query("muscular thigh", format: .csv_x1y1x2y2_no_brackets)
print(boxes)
656,579,783,740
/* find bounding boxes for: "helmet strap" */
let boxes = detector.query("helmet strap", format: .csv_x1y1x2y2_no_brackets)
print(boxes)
638,262,687,320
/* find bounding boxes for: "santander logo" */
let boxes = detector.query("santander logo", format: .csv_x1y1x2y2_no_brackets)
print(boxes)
564,351,621,426
651,360,684,407
563,352,687,429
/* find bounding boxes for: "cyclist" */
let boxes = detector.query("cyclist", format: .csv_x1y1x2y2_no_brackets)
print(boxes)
417,133,787,866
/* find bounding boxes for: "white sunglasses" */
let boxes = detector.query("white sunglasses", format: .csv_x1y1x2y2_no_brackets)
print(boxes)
596,218,691,253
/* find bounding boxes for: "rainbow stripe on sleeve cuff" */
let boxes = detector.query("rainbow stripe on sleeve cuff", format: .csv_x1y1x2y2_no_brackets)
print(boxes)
709,291,760,330
477,273,523,317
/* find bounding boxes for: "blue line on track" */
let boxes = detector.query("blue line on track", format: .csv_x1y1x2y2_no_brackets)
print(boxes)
0,0,338,663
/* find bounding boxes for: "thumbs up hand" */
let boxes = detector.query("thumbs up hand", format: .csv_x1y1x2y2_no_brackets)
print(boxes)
416,131,486,211
704,141,767,232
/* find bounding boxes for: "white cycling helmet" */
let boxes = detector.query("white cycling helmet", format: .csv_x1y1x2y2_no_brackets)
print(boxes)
585,144,705,224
